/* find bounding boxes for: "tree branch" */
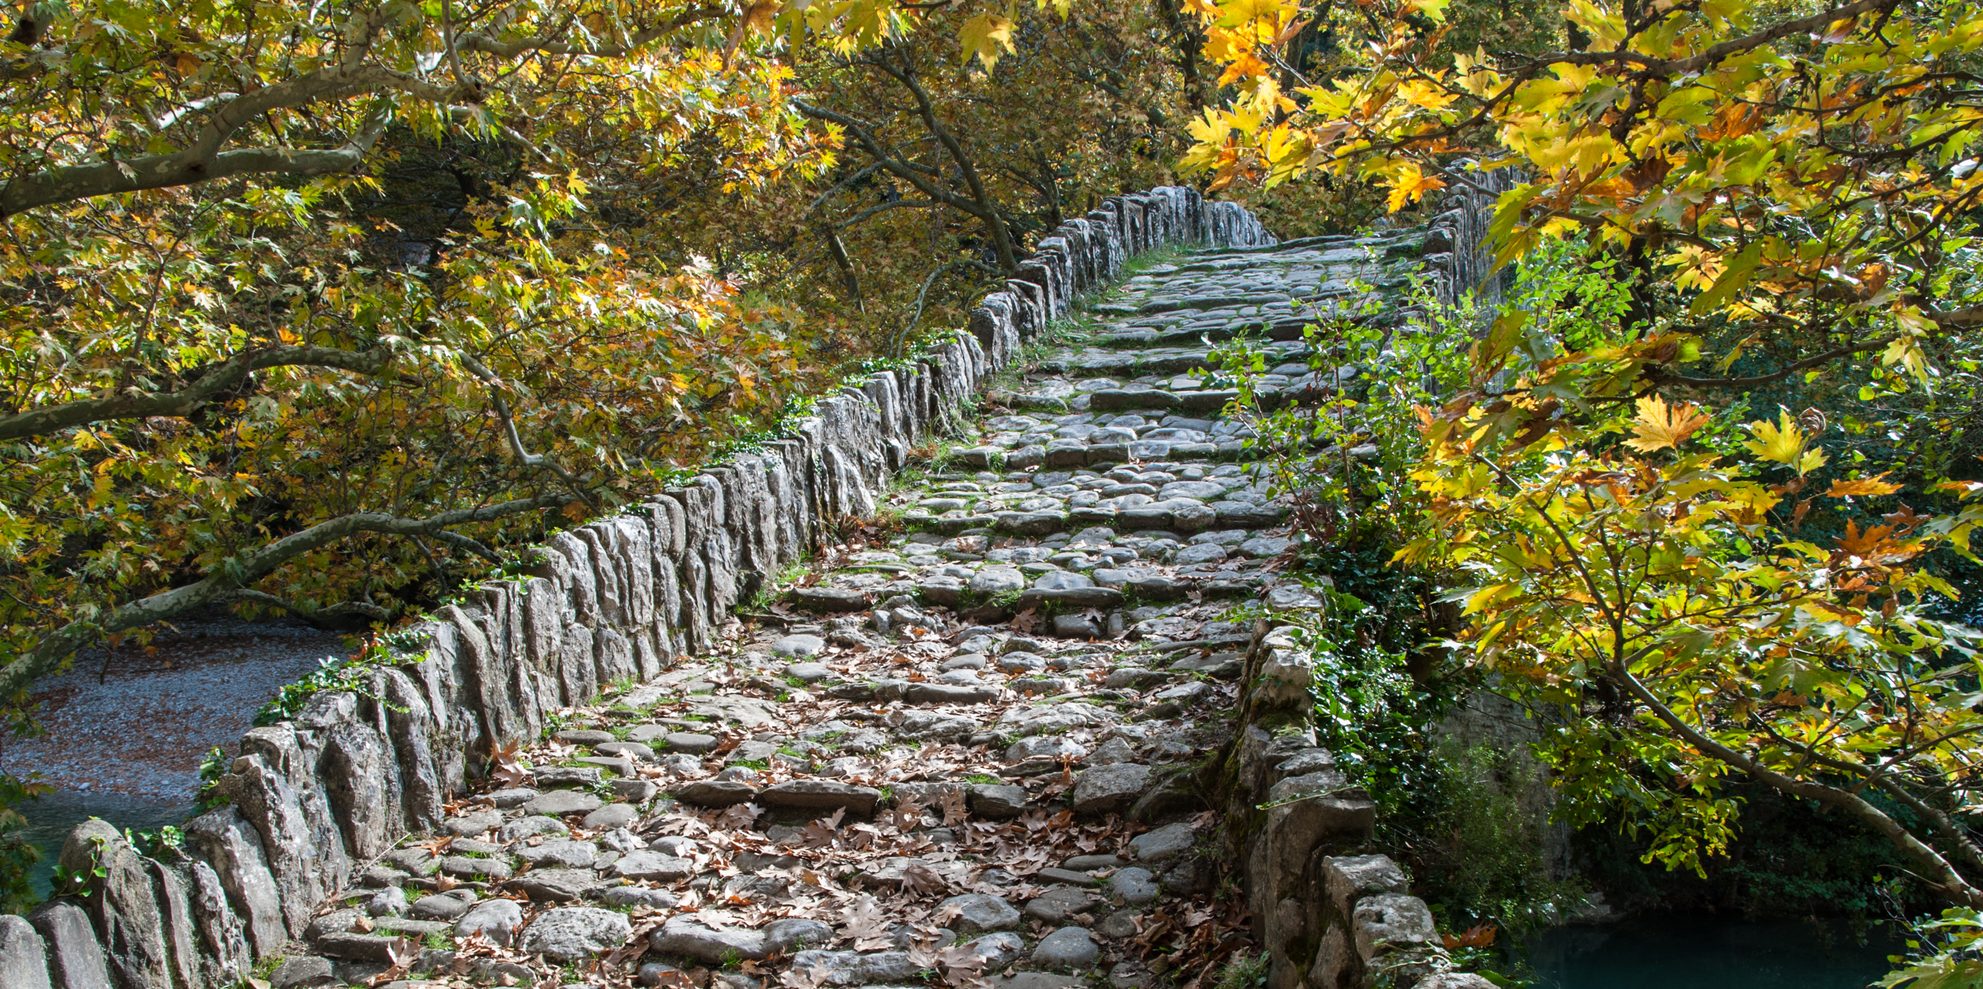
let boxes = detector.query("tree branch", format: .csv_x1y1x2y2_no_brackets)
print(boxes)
1610,655,1983,907
791,99,990,219
457,354,598,509
0,345,393,442
0,495,569,703
0,4,728,217
866,47,1019,270
231,589,393,627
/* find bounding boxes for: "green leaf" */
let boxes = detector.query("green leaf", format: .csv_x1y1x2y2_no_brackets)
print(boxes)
1689,241,1764,315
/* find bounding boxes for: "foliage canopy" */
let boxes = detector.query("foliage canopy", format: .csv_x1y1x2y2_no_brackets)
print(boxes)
1186,0,1983,931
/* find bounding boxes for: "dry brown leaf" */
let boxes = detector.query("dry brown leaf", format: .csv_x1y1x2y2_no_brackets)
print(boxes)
363,937,419,987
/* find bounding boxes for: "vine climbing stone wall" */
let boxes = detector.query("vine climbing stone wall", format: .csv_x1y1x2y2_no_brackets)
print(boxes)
0,187,1273,989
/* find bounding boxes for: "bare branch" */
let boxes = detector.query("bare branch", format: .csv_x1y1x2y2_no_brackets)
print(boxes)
457,354,598,509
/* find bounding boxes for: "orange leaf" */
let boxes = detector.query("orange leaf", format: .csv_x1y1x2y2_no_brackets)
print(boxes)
1826,475,1903,498
1837,519,1901,558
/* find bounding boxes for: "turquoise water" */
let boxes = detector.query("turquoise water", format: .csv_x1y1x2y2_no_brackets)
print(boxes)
1525,915,1901,989
16,790,190,897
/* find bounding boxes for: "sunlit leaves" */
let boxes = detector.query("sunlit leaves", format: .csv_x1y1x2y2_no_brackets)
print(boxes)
0,0,850,702
1743,411,1827,476
1379,174,1983,909
1410,387,1983,879
957,12,1015,69
1879,908,1983,988
1182,0,1983,414
1826,476,1904,499
1383,161,1445,213
1622,394,1707,453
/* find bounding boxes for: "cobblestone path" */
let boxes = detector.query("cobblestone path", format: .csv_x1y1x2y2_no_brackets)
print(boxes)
284,231,1424,989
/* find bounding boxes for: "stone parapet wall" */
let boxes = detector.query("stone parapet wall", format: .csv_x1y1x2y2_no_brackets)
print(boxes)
0,186,1273,989
1214,187,1504,989
1221,621,1493,989
1423,167,1519,311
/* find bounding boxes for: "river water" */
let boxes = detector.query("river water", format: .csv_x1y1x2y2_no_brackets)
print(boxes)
1525,914,1901,989
0,617,348,895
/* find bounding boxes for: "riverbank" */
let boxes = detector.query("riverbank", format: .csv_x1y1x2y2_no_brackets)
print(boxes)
0,617,348,893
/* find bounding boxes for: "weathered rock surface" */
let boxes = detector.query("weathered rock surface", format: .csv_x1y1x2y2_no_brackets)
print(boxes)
517,907,633,961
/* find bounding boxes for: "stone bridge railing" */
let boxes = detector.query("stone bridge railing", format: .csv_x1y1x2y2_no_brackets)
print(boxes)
0,188,1274,989
1214,187,1507,989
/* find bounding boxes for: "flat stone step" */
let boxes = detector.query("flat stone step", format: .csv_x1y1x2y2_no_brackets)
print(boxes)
1097,271,1410,315
952,437,1251,471
914,572,1271,611
990,370,1347,414
899,500,1288,537
1040,340,1313,377
1091,315,1315,349
1169,229,1423,262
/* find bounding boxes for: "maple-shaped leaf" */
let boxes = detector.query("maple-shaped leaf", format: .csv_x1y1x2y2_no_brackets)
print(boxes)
1385,161,1446,212
1826,475,1903,498
843,895,893,949
1411,0,1452,23
649,967,695,989
1743,410,1827,475
936,941,992,988
1441,922,1497,949
958,13,1015,70
1623,394,1708,453
1010,607,1041,633
799,807,847,848
890,799,926,832
489,739,533,788
899,861,948,896
718,802,764,830
1836,519,1917,564
938,788,970,827
721,0,781,68
364,938,420,987
418,834,459,855
780,958,830,989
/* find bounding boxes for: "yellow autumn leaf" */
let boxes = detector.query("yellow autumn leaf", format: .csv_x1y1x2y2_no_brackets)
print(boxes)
1623,394,1709,453
1399,79,1459,112
1218,52,1272,86
1565,0,1627,46
958,12,1016,70
1410,0,1451,25
1217,0,1300,36
1743,411,1802,464
1744,411,1827,475
1385,161,1446,212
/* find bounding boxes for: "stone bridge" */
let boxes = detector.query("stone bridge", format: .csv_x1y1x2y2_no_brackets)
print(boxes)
0,187,1497,989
